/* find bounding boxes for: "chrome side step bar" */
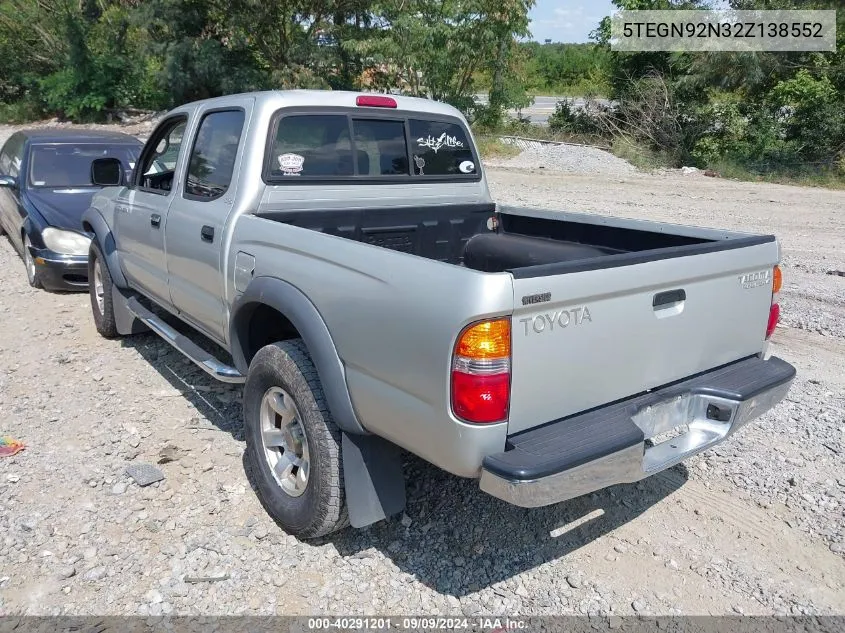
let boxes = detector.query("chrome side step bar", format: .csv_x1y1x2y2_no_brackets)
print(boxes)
126,297,246,384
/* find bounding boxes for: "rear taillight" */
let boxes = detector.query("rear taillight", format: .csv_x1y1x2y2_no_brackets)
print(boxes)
766,265,782,339
451,319,511,424
766,303,780,339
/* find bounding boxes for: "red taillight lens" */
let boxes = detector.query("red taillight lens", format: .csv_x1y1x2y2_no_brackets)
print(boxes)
451,319,511,424
766,303,780,339
451,371,510,423
355,95,397,108
766,265,782,339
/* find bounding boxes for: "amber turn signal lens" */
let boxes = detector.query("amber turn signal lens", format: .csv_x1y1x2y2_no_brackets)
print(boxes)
456,319,511,359
772,265,782,294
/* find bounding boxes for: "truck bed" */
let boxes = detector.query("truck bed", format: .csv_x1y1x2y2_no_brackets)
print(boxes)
255,203,773,275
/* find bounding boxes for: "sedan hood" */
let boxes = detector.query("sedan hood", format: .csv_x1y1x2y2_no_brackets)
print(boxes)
27,188,99,232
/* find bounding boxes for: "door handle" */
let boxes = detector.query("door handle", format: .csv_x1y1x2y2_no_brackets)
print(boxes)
150,213,161,228
201,225,214,242
653,288,686,309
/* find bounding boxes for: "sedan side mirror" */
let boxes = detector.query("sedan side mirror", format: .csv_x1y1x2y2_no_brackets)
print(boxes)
91,157,124,186
0,175,16,188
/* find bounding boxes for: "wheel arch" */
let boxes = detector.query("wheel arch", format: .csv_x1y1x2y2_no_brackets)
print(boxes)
81,207,128,289
230,276,367,435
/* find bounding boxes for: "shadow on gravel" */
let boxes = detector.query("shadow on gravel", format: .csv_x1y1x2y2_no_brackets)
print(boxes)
120,332,244,438
325,454,689,597
120,330,688,598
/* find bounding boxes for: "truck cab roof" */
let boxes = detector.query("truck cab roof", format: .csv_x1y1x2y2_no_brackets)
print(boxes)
167,90,468,122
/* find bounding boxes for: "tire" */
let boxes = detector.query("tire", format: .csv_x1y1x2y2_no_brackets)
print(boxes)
88,241,119,338
23,234,42,289
244,339,348,539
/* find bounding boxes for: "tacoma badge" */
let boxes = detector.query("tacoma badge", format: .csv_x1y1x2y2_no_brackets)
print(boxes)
739,270,771,289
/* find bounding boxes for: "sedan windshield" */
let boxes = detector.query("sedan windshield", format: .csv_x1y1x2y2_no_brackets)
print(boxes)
29,143,139,188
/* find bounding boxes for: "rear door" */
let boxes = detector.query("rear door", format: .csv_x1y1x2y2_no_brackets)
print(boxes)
507,241,780,434
165,103,249,342
115,116,188,307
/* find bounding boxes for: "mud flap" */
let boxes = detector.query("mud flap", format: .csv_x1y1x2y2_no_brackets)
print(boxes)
111,286,150,336
342,433,405,528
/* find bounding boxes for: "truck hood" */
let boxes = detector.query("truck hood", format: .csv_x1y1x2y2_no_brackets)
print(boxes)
27,188,100,232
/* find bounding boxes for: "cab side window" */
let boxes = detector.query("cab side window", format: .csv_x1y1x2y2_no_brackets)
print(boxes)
137,117,188,193
185,110,245,200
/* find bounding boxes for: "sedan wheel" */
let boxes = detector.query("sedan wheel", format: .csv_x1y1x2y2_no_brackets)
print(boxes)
23,235,41,289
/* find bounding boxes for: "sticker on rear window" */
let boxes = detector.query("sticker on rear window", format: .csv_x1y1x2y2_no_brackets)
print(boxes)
278,153,304,176
413,155,425,175
458,160,475,174
417,133,464,154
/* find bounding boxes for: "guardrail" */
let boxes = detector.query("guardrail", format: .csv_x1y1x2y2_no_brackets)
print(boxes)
483,134,612,152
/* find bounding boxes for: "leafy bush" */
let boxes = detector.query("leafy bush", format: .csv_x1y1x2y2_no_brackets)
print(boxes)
768,70,845,165
0,98,43,123
548,99,605,136
689,71,845,173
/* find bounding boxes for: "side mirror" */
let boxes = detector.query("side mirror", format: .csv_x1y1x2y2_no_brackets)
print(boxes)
91,157,123,186
0,175,16,188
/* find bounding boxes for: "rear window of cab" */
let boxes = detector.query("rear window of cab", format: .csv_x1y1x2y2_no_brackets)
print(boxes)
264,111,478,183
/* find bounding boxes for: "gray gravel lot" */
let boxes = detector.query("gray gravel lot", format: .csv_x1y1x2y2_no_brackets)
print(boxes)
483,140,636,177
0,125,843,616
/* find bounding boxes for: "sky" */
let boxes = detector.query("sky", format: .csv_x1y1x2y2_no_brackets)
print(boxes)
529,0,616,43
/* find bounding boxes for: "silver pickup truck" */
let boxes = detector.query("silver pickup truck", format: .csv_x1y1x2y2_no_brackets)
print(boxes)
82,90,795,538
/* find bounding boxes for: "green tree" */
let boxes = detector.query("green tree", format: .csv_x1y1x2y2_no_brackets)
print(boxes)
135,0,266,107
484,0,534,127
352,0,533,115
0,0,66,105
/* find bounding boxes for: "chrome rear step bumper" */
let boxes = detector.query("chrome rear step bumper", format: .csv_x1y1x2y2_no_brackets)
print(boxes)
480,356,795,507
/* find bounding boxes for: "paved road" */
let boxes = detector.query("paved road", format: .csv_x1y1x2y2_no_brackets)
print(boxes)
473,95,611,125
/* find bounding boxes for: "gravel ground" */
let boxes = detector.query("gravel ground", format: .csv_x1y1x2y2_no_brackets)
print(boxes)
483,140,637,177
0,125,844,617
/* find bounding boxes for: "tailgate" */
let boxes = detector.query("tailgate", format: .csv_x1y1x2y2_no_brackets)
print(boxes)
507,240,779,434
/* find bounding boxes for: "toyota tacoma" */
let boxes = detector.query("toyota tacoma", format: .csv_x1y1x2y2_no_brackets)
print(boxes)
82,90,795,538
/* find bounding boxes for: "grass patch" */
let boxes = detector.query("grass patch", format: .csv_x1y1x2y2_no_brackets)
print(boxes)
610,136,674,171
528,80,611,99
610,138,845,189
706,160,845,190
475,136,521,159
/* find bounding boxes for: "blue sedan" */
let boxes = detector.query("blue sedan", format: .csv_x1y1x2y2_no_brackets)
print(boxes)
0,129,142,291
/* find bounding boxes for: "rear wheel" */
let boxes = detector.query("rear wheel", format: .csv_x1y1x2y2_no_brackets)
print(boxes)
23,234,42,289
244,339,348,538
88,241,118,338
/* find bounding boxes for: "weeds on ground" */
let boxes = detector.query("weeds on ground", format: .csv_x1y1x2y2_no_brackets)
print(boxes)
0,100,42,123
474,136,521,159
706,161,845,190
610,136,672,171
